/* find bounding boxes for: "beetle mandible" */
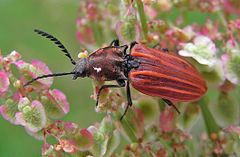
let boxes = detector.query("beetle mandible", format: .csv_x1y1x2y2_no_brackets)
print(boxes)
25,29,207,120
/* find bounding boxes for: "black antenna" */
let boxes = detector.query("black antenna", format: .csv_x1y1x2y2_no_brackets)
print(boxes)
34,29,76,65
24,72,75,87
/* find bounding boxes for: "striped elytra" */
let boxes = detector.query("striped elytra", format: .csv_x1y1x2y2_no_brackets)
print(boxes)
129,44,207,102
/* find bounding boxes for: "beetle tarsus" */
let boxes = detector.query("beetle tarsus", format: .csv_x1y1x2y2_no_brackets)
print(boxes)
120,103,129,121
162,98,180,114
152,44,169,52
161,48,169,52
152,43,160,49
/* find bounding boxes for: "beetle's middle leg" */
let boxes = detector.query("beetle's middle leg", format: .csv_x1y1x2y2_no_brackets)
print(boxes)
162,98,180,114
120,80,132,120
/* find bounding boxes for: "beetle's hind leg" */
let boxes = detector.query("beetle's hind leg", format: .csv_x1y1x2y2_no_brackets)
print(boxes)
120,81,132,120
162,98,180,114
161,48,169,52
152,44,169,52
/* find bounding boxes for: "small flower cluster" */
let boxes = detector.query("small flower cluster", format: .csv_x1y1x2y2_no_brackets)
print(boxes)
0,50,69,131
0,51,96,156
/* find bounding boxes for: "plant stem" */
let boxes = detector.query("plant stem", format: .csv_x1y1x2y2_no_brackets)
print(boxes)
121,118,138,142
199,97,220,137
135,0,148,40
216,10,228,29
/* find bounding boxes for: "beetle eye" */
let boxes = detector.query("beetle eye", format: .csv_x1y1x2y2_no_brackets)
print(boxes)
81,71,86,76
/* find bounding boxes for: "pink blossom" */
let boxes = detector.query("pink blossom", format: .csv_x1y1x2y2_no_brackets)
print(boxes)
14,60,53,88
199,19,221,40
3,50,21,64
15,100,47,132
234,19,240,29
85,1,100,21
59,128,94,152
144,5,158,20
0,104,19,125
223,0,240,15
42,143,54,156
224,125,240,134
0,71,10,95
159,107,175,132
13,91,22,102
75,129,94,151
76,18,95,44
179,35,217,67
226,38,237,49
57,139,77,153
221,53,240,84
45,89,70,118
31,60,53,87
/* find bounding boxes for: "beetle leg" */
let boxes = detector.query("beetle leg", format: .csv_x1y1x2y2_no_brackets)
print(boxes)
152,44,169,53
109,39,119,46
152,43,160,49
130,41,138,52
161,48,169,52
96,80,126,107
120,81,132,120
162,98,180,114
122,45,128,55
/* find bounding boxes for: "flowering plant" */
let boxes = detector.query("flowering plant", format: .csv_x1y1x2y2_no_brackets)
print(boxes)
1,0,240,156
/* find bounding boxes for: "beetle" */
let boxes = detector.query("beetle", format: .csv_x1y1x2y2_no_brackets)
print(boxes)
25,29,207,120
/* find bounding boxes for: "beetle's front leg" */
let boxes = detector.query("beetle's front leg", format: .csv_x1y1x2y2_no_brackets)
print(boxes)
95,80,126,107
130,41,138,52
109,39,119,46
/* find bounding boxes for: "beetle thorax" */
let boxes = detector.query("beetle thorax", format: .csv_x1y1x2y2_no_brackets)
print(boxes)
123,55,140,75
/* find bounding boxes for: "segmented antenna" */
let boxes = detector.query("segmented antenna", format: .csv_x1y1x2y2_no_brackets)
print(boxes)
34,29,76,65
24,72,75,87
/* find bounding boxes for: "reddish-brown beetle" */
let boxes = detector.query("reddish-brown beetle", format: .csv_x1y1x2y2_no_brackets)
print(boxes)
25,29,207,120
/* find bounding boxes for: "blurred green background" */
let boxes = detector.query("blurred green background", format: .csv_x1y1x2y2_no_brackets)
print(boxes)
0,1,102,156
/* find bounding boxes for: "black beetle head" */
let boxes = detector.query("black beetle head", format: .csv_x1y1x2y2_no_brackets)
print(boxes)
72,58,88,80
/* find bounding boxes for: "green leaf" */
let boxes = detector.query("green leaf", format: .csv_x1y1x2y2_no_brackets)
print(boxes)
136,0,148,40
199,97,220,137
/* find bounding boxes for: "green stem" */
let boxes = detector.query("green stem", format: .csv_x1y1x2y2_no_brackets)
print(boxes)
91,21,103,46
216,11,228,29
121,118,138,142
199,97,220,137
135,0,148,40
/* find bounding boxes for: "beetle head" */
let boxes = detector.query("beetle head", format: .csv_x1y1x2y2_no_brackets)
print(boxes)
72,58,89,80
